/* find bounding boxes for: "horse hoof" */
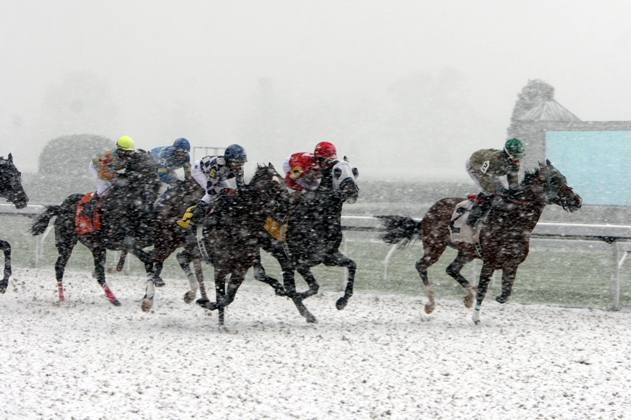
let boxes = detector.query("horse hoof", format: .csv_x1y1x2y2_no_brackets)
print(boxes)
463,295,474,309
111,299,121,307
141,298,153,312
335,297,348,310
0,279,8,294
183,291,196,304
153,277,165,288
196,298,217,311
306,314,317,323
274,287,287,297
424,303,435,314
495,295,509,304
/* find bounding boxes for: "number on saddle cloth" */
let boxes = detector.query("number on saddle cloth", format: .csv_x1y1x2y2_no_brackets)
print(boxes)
449,198,477,244
176,204,197,229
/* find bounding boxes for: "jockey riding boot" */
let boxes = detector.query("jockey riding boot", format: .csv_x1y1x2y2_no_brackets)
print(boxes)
466,193,494,227
81,194,99,217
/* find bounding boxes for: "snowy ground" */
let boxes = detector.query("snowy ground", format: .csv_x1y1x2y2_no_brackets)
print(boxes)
1,267,630,419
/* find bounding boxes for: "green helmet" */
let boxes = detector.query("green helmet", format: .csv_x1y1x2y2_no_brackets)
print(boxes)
116,135,135,151
504,138,525,159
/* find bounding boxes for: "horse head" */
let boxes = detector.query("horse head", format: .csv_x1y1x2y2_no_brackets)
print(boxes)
0,153,28,209
540,159,582,212
516,160,582,212
331,157,359,204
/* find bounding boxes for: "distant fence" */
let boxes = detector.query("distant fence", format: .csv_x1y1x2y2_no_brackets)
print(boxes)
2,205,631,310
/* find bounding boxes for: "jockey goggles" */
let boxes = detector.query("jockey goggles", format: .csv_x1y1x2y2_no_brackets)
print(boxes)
315,156,335,167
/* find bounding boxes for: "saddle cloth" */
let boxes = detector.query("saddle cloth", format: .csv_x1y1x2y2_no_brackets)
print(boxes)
75,192,103,235
449,196,482,244
264,215,289,241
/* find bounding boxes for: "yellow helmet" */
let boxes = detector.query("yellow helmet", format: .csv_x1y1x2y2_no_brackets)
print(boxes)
116,135,135,151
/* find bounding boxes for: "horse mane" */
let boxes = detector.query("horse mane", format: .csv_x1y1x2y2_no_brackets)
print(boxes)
521,167,542,186
248,164,272,186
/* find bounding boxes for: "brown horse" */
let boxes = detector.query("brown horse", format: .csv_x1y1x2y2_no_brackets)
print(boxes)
195,163,289,328
379,160,582,324
139,179,206,312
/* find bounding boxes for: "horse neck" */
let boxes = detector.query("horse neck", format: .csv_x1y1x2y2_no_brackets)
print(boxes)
489,198,545,235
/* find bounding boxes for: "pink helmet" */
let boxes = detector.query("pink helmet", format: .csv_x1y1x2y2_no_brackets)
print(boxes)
314,141,337,160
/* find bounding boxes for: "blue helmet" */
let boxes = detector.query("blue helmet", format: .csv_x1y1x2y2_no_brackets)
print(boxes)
224,144,247,164
173,138,190,152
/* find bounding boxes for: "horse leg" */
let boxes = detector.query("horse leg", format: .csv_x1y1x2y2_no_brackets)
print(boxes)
125,247,158,311
193,258,207,299
91,247,120,306
415,246,445,314
296,265,320,300
0,240,11,293
324,251,356,310
280,257,317,323
177,250,200,304
252,252,286,296
196,267,227,314
445,251,476,309
107,250,127,274
496,267,518,304
54,229,78,303
472,264,494,325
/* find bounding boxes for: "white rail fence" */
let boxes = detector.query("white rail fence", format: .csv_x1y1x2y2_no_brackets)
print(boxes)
2,205,631,310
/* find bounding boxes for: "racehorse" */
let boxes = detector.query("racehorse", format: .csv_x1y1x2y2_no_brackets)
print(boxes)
0,154,29,293
378,160,582,324
194,163,290,328
256,158,359,323
139,178,207,312
30,151,161,305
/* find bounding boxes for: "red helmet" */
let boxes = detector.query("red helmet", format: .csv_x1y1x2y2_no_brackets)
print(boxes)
314,142,337,160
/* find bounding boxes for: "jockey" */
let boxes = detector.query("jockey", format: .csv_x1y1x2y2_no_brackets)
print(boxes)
84,135,136,215
282,152,321,193
313,141,338,192
187,144,247,228
150,138,192,185
465,138,525,226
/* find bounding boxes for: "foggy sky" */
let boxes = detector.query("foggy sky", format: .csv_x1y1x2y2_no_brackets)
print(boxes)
2,1,631,179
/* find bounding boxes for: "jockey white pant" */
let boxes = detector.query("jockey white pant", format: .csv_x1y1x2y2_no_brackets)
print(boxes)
191,159,229,204
88,162,113,197
465,157,498,196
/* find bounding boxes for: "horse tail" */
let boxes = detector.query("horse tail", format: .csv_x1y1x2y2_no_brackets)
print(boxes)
30,193,83,236
376,215,422,248
30,205,62,235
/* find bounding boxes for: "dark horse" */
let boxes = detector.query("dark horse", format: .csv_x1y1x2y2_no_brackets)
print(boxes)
30,151,161,305
378,160,582,324
195,163,290,327
255,159,359,323
139,178,207,312
0,154,29,293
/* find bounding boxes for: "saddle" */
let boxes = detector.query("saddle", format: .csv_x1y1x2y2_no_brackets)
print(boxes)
75,192,106,235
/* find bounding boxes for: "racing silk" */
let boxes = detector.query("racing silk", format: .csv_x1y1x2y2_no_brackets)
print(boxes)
150,146,191,184
198,155,244,198
282,152,320,191
91,148,127,181
467,148,520,194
